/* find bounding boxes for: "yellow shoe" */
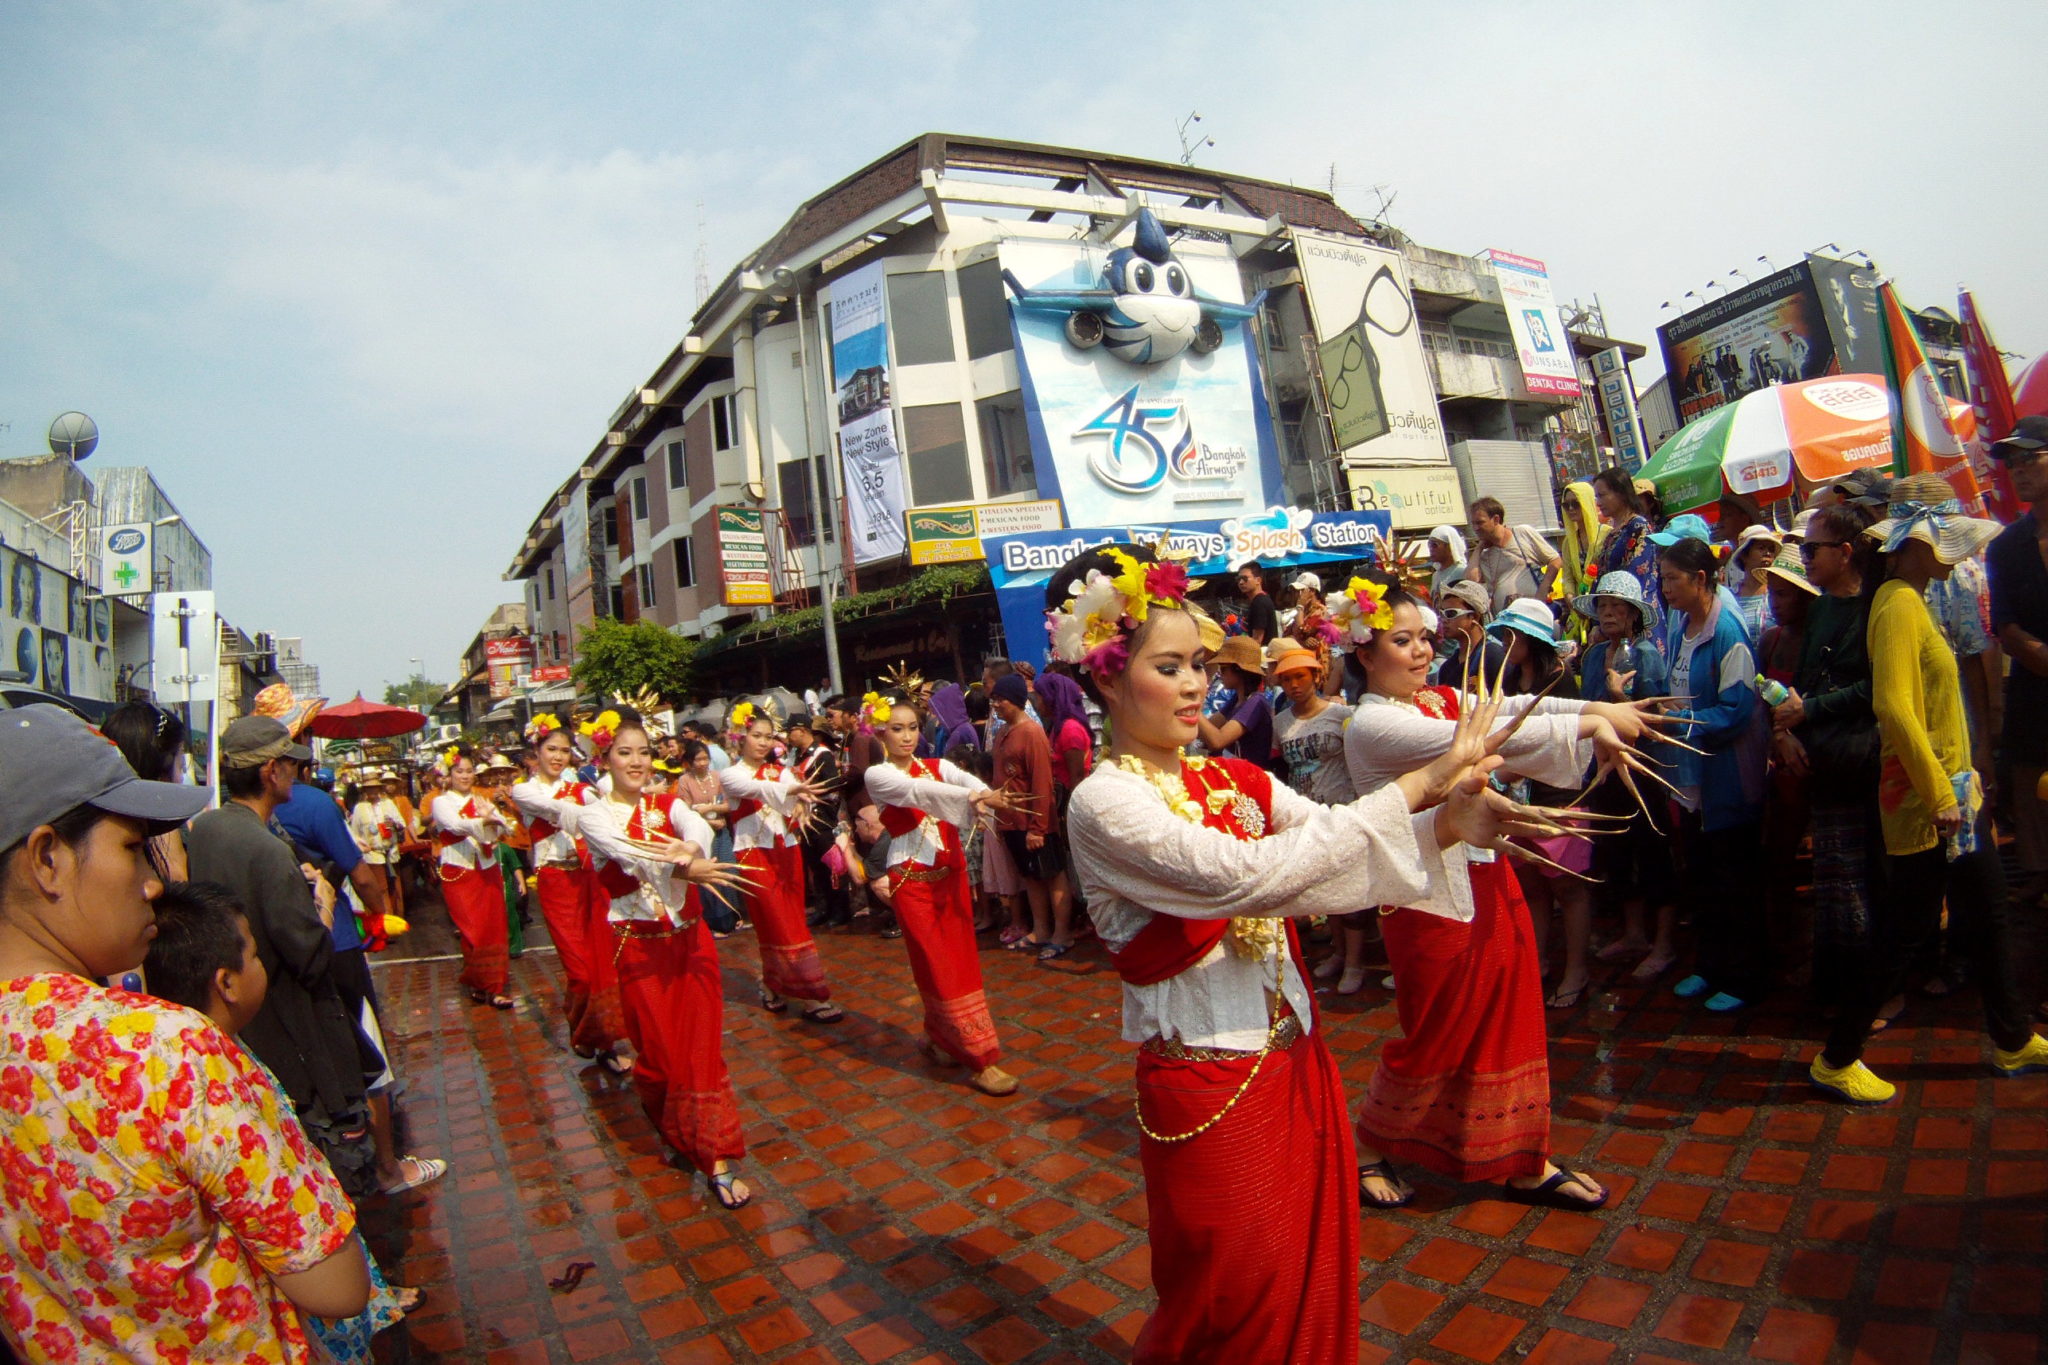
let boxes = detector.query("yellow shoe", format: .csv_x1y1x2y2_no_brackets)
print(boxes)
1809,1057,1895,1104
1993,1034,2048,1078
381,915,410,937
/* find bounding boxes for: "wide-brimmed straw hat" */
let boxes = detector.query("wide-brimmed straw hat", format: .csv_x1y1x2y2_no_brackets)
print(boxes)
1572,571,1652,628
1210,634,1266,676
1761,553,1820,596
1867,473,2002,566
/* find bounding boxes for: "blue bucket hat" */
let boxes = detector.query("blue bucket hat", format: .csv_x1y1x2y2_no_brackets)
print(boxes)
1485,597,1560,649
1647,513,1713,548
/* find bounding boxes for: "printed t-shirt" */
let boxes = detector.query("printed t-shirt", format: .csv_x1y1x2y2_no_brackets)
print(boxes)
1274,701,1355,805
0,973,356,1364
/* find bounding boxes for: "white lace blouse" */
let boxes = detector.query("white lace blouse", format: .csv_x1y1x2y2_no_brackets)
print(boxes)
1343,689,1593,918
861,759,986,869
1066,762,1470,1052
579,796,716,927
428,792,502,871
718,761,802,851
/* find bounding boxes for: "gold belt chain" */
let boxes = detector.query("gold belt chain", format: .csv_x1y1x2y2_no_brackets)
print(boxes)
1133,1010,1303,1144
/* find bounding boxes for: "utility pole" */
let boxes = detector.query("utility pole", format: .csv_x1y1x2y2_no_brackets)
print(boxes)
774,266,843,695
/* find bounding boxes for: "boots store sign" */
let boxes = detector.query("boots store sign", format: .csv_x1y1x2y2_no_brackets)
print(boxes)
999,211,1282,529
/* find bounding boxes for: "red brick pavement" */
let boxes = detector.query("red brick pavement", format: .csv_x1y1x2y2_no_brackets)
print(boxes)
360,922,2048,1363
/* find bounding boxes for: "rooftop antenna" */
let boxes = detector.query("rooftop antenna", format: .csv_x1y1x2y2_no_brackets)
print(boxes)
1175,111,1214,166
693,201,711,308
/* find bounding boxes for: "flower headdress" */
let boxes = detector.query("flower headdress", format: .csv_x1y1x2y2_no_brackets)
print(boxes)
578,709,622,751
437,745,462,773
523,712,565,746
859,691,892,728
1046,546,1219,676
1327,576,1396,645
728,700,758,732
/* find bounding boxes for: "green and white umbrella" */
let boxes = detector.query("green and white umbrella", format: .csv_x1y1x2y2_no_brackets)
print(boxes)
1639,374,1895,514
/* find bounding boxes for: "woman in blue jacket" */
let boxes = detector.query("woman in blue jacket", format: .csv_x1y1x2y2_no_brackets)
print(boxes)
1657,537,1771,1011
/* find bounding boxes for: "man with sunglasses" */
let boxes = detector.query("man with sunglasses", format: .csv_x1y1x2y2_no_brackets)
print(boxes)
1429,580,1505,688
1989,416,2048,910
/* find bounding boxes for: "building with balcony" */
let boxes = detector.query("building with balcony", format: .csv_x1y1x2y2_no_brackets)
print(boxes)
503,133,1648,687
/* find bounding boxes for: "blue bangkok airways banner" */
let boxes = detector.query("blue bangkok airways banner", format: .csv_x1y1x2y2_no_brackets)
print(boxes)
983,505,1392,665
998,212,1282,528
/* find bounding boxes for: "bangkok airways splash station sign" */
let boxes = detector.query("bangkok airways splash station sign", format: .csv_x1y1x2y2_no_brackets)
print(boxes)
984,505,1394,667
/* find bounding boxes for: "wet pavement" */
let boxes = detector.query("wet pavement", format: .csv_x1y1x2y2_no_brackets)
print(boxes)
360,880,2048,1364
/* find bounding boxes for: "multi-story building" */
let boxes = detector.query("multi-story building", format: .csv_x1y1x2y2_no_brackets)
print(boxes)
504,133,1646,688
444,603,535,729
273,636,320,698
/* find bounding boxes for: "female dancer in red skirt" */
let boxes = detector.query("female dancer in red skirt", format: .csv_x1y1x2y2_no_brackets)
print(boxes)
862,688,1020,1097
1336,573,1669,1210
718,705,842,1022
579,711,757,1209
430,744,514,1009
1057,544,1557,1365
510,713,631,1073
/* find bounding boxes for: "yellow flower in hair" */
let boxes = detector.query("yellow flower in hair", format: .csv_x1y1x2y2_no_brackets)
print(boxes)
730,701,756,730
861,691,891,725
1105,547,1150,624
440,745,460,771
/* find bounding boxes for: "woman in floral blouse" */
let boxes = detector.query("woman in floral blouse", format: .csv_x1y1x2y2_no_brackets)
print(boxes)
0,704,371,1363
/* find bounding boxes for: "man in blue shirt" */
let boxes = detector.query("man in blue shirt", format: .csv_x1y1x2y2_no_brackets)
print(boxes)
276,766,447,1197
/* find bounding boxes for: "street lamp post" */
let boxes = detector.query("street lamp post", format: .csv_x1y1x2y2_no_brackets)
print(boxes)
773,266,844,695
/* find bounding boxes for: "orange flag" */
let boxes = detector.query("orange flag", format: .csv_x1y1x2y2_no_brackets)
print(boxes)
1878,281,1983,508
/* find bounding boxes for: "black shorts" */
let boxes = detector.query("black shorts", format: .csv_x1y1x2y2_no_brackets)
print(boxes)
1000,828,1066,883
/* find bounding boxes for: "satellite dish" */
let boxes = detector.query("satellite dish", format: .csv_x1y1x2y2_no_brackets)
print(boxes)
48,412,99,462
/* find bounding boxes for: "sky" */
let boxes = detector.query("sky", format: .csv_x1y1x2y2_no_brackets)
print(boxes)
3,0,2044,700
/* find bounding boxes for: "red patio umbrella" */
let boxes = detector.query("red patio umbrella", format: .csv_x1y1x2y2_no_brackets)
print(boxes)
306,694,429,741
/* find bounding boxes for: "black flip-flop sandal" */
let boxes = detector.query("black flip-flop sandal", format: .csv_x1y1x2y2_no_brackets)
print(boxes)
708,1168,751,1210
758,986,788,1014
1502,1168,1607,1210
1358,1160,1415,1208
804,1003,844,1024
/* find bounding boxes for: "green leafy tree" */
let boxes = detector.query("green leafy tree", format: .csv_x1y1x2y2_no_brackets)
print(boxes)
573,617,697,703
382,674,446,708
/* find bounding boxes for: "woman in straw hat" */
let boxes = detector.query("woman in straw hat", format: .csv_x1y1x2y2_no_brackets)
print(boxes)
1808,474,2048,1103
1054,543,1569,1363
1573,572,1678,979
577,709,757,1208
1730,524,1786,639
1195,633,1275,770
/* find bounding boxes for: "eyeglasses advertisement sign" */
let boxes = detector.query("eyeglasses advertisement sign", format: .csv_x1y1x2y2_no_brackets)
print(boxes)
1292,231,1449,467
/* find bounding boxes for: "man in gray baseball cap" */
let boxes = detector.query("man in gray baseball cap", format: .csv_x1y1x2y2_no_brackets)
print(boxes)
217,714,313,770
0,703,210,857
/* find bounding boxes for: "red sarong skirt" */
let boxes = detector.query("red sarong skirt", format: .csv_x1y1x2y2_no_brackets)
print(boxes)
737,842,829,1002
1354,859,1551,1182
614,917,746,1175
534,866,625,1053
441,864,510,998
1133,1028,1358,1364
890,830,1000,1070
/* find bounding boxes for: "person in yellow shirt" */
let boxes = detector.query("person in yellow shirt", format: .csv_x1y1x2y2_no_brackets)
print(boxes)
1810,475,2048,1103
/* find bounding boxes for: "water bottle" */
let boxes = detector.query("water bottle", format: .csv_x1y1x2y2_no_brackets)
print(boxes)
1756,676,1789,706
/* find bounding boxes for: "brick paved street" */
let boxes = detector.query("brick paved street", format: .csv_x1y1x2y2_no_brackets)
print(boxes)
361,895,2048,1365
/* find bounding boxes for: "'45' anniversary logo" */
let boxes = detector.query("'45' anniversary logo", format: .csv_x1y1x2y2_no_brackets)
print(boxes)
1074,385,1247,497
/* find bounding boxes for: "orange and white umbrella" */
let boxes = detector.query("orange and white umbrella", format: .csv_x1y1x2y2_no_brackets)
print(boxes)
1639,375,1898,514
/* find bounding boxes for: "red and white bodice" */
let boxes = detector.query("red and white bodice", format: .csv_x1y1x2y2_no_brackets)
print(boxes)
429,791,502,871
862,757,986,871
511,776,596,866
